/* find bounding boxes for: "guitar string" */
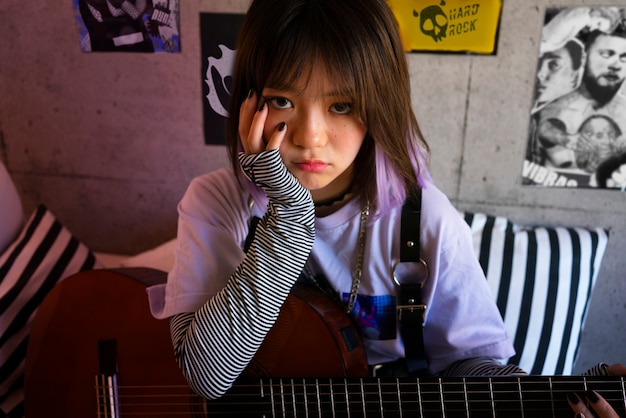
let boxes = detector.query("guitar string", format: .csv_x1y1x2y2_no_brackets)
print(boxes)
97,377,626,393
91,397,625,416
92,403,622,415
97,376,626,388
92,377,626,413
91,402,625,415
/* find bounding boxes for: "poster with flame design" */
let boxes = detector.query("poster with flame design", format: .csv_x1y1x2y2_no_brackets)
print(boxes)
201,13,244,145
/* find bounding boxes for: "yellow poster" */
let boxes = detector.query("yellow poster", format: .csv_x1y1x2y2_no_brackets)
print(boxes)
386,0,503,54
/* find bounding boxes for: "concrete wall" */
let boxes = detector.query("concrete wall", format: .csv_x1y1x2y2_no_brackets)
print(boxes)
1,1,624,374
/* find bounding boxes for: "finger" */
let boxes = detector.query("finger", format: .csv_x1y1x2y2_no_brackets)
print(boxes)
239,94,268,154
266,121,287,150
568,392,596,418
607,363,626,375
238,90,258,150
585,390,620,418
245,99,269,153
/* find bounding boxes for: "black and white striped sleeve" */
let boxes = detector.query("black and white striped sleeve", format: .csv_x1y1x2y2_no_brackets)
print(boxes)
440,358,614,378
170,149,315,400
582,363,610,376
439,357,528,377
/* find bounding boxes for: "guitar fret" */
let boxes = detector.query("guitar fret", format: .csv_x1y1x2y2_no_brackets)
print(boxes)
300,379,319,418
517,378,524,418
295,378,303,417
360,378,373,414
548,376,555,417
489,377,495,418
517,378,526,418
395,379,403,418
290,378,296,417
416,378,423,418
328,378,335,416
422,378,446,414
376,379,383,416
289,378,296,416
280,378,286,417
344,379,351,418
359,379,365,415
269,378,276,417
439,378,446,417
301,378,309,418
622,378,626,414
463,377,469,417
315,378,322,417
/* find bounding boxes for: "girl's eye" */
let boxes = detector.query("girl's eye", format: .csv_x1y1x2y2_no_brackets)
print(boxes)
266,97,292,109
331,102,353,115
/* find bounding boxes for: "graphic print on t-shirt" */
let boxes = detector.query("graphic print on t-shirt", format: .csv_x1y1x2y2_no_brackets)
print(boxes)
344,293,397,340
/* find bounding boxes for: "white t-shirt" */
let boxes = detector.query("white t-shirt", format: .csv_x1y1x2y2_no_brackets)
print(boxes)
150,165,514,373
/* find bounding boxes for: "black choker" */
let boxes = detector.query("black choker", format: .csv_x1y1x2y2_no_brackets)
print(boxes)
314,189,352,207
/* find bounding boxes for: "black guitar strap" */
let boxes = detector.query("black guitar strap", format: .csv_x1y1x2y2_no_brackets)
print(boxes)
243,216,261,253
396,187,430,376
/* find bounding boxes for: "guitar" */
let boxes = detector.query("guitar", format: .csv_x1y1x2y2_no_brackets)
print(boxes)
25,269,626,417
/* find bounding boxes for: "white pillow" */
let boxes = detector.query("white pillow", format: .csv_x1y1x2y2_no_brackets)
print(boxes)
460,211,609,375
0,162,24,254
95,238,176,272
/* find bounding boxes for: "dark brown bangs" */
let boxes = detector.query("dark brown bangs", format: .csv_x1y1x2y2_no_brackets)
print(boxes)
262,37,312,91
256,3,361,116
266,48,358,104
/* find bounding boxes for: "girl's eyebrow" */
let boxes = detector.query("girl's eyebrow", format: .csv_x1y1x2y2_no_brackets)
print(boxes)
326,88,352,98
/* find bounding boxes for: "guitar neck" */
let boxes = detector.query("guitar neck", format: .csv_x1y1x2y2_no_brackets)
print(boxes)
205,375,626,417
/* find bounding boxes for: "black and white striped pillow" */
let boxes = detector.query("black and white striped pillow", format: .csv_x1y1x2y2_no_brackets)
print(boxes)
0,205,98,418
461,211,609,376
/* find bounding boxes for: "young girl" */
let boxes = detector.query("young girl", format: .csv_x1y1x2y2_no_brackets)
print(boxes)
148,0,622,413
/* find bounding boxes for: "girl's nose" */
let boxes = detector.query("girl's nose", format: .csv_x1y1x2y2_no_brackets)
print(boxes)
291,110,327,148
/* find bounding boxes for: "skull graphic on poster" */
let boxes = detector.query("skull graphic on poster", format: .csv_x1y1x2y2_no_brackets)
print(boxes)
415,5,448,42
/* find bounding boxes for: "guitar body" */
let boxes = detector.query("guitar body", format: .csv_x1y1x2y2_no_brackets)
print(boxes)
247,282,369,379
24,268,368,417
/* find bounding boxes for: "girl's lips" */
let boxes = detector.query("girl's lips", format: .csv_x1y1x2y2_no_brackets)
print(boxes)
294,160,328,172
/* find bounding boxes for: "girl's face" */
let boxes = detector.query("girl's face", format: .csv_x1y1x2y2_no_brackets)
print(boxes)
261,65,367,203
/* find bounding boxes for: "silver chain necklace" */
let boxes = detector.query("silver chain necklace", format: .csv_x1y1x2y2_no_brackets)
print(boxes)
305,201,370,314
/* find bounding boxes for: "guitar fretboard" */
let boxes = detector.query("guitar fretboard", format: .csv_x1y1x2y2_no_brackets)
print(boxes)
204,375,626,417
